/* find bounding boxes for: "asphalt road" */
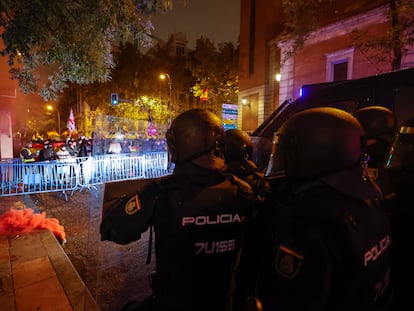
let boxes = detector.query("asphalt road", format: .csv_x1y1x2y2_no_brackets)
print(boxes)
0,187,155,311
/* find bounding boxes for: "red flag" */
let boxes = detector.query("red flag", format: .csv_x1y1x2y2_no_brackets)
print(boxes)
67,108,76,133
200,89,208,101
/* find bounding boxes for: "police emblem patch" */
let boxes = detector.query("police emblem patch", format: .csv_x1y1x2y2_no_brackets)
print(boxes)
125,194,141,215
274,245,304,279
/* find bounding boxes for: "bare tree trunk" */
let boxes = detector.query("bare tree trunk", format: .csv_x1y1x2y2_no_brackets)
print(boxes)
390,0,402,70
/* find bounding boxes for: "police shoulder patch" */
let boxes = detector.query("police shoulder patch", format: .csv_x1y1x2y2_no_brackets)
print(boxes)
274,244,304,279
125,194,141,215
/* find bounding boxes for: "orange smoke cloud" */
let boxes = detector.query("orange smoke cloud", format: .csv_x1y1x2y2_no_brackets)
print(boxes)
0,208,66,243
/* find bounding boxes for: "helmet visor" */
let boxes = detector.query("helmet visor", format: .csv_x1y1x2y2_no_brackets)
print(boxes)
265,132,286,180
384,125,414,170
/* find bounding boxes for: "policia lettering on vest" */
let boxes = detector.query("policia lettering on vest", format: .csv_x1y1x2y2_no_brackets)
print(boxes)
101,109,256,311
182,213,242,226
241,108,394,311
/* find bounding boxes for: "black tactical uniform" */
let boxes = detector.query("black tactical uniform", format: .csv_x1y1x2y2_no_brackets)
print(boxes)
100,109,255,311
223,129,271,311
384,118,414,310
255,107,393,310
38,140,56,161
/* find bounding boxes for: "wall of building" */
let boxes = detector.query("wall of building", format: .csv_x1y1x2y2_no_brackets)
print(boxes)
239,1,414,130
0,40,45,159
238,0,283,130
289,6,392,102
0,40,20,158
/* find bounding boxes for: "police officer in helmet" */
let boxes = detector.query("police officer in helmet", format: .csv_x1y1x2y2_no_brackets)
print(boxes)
223,129,271,311
384,117,414,310
353,106,397,212
224,129,254,163
252,107,393,310
101,108,255,311
224,129,270,196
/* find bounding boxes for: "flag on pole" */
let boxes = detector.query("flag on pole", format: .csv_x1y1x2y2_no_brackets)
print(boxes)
200,88,208,101
67,108,76,133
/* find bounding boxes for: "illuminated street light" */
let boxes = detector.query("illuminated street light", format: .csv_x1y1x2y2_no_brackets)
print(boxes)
160,73,172,125
275,73,281,82
46,104,61,136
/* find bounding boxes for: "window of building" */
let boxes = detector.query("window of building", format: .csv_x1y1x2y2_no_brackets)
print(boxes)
325,47,355,82
333,61,348,81
176,44,185,56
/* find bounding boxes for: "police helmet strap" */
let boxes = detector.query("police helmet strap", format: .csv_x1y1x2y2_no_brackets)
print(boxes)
213,137,224,158
360,153,370,181
243,144,249,160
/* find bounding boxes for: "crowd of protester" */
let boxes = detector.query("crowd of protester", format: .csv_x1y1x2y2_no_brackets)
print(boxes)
92,135,167,156
20,136,90,162
19,135,167,163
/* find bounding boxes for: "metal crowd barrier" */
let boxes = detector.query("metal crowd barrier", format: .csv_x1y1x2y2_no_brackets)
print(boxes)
0,152,170,199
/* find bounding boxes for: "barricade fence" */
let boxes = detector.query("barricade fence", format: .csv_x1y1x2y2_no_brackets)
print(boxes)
0,152,170,199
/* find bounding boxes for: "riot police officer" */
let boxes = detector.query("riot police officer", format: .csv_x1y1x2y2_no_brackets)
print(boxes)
384,118,414,310
253,107,393,310
100,108,255,311
223,129,270,197
353,106,397,212
223,129,271,311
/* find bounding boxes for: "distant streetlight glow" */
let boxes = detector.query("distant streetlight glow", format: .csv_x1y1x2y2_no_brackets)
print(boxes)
46,104,61,135
160,73,172,125
275,73,281,82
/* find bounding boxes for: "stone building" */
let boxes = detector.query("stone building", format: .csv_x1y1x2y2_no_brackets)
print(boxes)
238,0,414,132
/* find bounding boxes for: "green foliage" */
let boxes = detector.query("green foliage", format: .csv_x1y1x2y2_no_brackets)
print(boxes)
280,0,337,57
0,0,173,100
187,37,239,116
1,0,238,128
351,0,414,70
61,36,239,128
280,0,414,70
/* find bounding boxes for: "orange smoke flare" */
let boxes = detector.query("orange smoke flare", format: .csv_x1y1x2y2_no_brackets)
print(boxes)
0,208,66,243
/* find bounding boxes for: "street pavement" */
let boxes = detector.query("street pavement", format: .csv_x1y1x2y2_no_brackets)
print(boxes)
0,187,155,311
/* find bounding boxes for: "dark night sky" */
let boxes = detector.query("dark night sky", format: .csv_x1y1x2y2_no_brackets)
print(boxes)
150,0,240,49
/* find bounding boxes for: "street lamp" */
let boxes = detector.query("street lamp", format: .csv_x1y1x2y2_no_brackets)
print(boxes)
160,73,172,125
275,73,281,82
46,104,61,136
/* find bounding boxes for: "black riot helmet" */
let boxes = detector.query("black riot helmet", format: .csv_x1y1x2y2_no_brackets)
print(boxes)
224,129,253,163
384,118,414,170
353,106,397,143
166,108,224,164
265,107,367,181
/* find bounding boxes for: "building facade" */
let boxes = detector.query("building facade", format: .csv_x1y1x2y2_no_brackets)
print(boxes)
0,39,49,158
238,0,414,132
238,0,284,132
